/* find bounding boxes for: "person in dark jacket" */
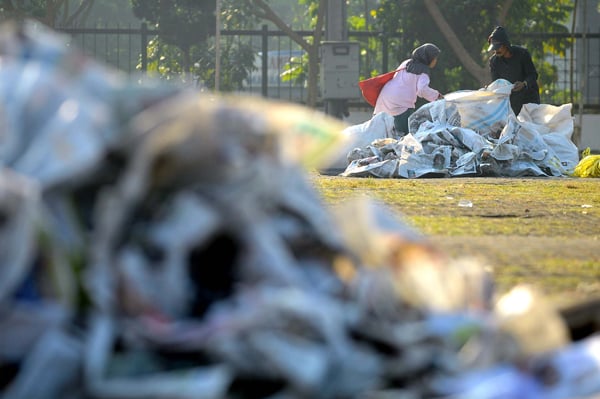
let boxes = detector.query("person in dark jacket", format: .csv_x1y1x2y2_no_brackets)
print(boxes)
487,26,540,115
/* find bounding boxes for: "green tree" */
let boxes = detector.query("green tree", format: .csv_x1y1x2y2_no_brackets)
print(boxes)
374,0,573,96
240,0,326,107
0,0,97,27
131,0,217,72
346,0,386,79
131,0,258,90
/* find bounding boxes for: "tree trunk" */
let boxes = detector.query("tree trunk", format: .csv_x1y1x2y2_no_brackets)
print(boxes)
17,0,96,28
64,0,96,27
423,0,489,87
497,0,514,26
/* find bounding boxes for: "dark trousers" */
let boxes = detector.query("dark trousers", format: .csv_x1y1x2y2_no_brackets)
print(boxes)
393,108,414,135
510,88,541,115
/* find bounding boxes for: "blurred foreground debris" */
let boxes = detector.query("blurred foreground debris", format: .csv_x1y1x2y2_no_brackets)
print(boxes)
1,19,599,399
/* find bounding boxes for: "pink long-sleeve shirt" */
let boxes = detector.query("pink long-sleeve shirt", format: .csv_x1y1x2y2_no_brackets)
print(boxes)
373,59,440,116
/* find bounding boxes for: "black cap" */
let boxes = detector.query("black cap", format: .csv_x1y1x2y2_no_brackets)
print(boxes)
487,26,510,51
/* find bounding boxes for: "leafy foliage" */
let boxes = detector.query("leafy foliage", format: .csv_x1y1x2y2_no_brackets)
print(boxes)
139,33,257,91
373,0,573,95
0,0,52,21
131,0,258,90
281,53,307,85
193,37,257,91
0,0,102,26
131,0,216,52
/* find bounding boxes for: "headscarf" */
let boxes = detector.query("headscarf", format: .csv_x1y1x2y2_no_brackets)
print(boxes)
405,43,440,75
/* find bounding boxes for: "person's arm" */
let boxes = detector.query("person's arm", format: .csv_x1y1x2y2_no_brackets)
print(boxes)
511,49,539,92
416,74,440,102
520,49,538,89
489,56,501,82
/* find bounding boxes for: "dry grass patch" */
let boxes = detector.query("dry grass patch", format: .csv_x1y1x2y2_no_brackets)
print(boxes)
310,173,600,307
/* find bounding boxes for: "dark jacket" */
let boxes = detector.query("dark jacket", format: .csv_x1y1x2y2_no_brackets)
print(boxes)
489,45,540,115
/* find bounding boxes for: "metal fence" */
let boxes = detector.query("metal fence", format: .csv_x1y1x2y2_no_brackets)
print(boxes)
61,24,149,75
59,24,600,111
515,32,600,112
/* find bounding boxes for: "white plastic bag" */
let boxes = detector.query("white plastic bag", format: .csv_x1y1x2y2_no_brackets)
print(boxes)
321,112,395,171
518,103,578,174
444,79,513,138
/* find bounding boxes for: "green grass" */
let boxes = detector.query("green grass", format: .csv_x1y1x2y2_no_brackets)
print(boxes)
310,173,600,305
311,175,600,238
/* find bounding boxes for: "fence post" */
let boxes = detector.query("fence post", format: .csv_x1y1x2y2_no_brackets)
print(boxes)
215,0,221,91
141,22,148,72
261,24,269,97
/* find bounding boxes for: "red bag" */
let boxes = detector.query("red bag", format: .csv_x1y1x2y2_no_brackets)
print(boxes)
358,70,397,107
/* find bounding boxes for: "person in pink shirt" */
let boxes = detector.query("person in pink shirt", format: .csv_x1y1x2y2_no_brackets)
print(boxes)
374,43,443,135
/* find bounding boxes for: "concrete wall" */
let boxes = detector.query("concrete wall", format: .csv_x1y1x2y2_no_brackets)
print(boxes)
579,114,600,152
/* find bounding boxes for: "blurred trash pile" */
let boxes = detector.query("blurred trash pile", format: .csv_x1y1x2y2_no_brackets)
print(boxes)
330,80,580,178
1,19,600,399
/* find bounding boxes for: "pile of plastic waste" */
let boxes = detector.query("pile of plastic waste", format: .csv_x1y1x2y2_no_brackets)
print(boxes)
335,81,580,178
1,19,599,399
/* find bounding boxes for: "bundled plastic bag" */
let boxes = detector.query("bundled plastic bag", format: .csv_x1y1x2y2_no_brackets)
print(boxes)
443,79,513,138
572,148,600,178
518,103,579,174
319,112,396,173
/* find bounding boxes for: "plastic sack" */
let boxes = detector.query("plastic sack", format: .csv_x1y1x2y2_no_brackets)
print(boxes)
358,70,397,107
518,103,579,174
319,112,396,173
518,103,574,140
443,79,513,138
572,148,600,178
0,168,40,304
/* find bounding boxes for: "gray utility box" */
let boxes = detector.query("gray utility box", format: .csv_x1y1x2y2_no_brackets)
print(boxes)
320,41,360,99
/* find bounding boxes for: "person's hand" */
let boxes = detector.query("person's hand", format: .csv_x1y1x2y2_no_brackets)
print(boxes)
512,81,526,92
